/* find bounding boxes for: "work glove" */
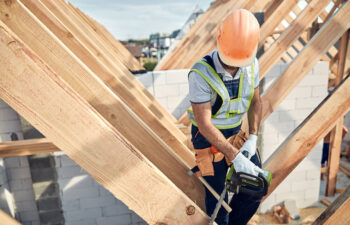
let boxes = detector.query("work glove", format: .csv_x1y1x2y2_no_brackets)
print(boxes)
240,134,258,159
232,152,263,176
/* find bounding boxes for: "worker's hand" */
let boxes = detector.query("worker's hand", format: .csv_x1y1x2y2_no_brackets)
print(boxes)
240,134,257,159
232,152,263,176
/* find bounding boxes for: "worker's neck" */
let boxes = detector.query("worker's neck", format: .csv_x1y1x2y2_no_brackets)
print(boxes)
218,55,239,76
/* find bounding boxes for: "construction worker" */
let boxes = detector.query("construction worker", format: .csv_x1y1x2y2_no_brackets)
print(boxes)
188,9,263,225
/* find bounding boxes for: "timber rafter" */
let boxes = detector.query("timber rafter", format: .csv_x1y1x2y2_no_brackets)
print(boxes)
1,0,350,224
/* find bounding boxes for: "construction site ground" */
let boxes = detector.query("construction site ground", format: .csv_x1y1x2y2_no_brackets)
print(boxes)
248,157,350,225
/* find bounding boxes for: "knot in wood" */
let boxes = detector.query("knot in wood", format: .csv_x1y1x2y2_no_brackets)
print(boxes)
155,223,166,225
5,0,12,6
186,205,195,215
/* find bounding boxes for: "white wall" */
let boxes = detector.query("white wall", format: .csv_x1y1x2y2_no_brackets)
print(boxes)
259,62,329,212
0,100,40,225
136,69,190,119
53,153,146,225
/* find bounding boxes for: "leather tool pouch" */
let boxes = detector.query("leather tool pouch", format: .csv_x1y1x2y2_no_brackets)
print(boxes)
226,130,248,165
194,148,214,176
194,130,248,176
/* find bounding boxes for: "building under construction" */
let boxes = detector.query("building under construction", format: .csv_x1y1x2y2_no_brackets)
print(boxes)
0,0,349,224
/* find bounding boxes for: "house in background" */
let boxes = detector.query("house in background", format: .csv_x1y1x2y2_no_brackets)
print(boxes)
124,43,143,64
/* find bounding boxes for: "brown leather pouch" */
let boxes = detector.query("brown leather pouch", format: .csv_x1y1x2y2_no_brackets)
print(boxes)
194,148,214,176
213,152,225,162
225,130,248,165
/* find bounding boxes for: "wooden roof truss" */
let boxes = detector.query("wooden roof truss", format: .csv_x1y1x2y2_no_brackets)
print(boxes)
0,0,350,224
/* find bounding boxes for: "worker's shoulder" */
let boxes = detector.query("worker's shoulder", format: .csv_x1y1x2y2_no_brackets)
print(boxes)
189,70,205,81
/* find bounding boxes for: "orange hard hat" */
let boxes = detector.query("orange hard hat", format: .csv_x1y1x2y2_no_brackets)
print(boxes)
217,9,260,67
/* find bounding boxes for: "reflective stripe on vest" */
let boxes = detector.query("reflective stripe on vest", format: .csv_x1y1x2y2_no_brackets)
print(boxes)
188,59,255,129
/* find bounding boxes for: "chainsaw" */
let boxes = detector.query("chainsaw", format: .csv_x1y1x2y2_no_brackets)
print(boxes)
208,151,272,225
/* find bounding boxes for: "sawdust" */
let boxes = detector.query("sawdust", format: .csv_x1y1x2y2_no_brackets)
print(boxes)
248,207,326,225
248,158,350,225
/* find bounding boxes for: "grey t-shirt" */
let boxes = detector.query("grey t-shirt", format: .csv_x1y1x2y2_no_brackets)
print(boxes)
189,50,259,105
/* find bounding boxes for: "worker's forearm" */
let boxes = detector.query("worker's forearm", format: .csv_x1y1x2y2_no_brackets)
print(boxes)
197,122,239,161
248,97,262,135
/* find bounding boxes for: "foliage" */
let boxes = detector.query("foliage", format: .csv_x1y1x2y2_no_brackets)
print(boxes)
126,39,150,45
143,61,157,71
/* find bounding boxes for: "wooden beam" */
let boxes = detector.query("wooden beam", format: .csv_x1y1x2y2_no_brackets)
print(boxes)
0,138,59,157
271,5,339,62
155,0,270,70
263,0,284,20
312,186,350,225
71,6,145,72
0,21,209,224
41,0,177,125
259,0,332,79
322,0,343,25
335,30,349,84
13,0,194,166
325,30,349,196
179,0,268,69
261,1,350,121
259,0,299,46
263,74,350,199
0,0,203,207
177,107,192,127
250,0,273,12
343,30,350,76
325,118,344,196
168,0,249,70
0,210,21,225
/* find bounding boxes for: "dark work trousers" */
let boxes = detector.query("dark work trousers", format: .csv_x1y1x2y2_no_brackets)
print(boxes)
191,125,262,225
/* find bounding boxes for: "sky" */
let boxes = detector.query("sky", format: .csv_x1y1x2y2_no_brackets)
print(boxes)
69,0,213,41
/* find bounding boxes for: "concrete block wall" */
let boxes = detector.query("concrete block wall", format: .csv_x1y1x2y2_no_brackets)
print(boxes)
53,153,146,225
259,62,329,212
0,158,15,217
136,70,191,119
0,99,40,225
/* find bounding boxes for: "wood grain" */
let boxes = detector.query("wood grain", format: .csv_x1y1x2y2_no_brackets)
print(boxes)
261,1,350,121
313,186,350,225
259,0,332,78
0,21,209,224
0,138,59,157
41,0,177,124
1,0,203,207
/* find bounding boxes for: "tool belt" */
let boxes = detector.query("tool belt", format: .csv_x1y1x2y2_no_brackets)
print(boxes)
194,130,248,176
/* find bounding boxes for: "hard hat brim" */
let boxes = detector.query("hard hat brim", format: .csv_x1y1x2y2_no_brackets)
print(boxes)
217,44,257,67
